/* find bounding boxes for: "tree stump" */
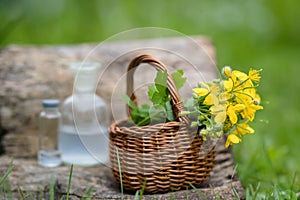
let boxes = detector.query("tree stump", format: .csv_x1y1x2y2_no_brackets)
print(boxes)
0,36,245,199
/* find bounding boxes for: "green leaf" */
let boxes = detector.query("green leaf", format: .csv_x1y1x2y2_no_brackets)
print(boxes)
183,97,195,110
171,70,187,91
123,69,187,126
165,101,175,121
136,117,151,126
139,104,151,117
149,70,170,106
122,95,137,109
148,85,157,101
154,70,168,96
149,105,167,123
131,106,150,126
148,90,162,105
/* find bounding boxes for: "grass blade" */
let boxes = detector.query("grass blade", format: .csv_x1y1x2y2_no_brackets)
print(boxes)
18,186,25,200
186,187,189,200
253,182,261,199
66,164,74,200
139,179,146,199
50,173,55,200
0,163,13,199
3,181,12,199
290,172,297,200
231,186,240,200
273,184,280,199
134,190,139,200
82,186,93,200
29,192,35,199
170,191,175,200
116,148,123,200
39,188,43,200
231,164,238,180
0,163,14,185
210,185,220,200
189,183,208,200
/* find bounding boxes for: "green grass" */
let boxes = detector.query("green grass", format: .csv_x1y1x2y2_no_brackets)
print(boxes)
1,0,300,198
0,163,75,199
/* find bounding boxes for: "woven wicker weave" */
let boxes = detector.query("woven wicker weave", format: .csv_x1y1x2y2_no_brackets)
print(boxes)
109,55,215,194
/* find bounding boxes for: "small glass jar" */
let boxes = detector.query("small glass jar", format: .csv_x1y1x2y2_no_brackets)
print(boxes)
38,99,62,167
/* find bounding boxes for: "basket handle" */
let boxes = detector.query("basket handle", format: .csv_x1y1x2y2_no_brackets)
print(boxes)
126,54,189,123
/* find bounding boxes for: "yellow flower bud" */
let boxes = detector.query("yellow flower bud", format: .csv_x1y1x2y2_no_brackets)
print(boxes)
193,88,209,96
222,66,232,78
200,129,208,135
180,111,191,116
191,121,198,127
225,134,241,148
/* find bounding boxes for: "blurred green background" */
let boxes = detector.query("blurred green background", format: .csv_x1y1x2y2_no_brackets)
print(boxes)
1,0,299,198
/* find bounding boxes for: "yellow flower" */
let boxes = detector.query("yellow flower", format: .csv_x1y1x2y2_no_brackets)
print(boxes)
193,88,209,96
226,104,245,125
203,94,213,105
191,67,263,148
193,86,214,105
232,70,248,82
193,82,221,106
225,134,242,148
210,104,227,123
235,123,254,135
253,93,261,105
248,69,262,82
223,79,234,92
241,100,263,121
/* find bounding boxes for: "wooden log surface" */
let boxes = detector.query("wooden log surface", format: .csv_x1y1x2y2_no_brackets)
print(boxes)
0,138,243,199
0,36,244,199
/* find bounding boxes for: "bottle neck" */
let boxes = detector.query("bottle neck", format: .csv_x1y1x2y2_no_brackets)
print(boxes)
72,90,98,105
73,87,95,94
42,108,60,117
71,62,100,93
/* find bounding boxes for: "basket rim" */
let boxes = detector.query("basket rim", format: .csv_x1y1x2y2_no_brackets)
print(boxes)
109,118,189,132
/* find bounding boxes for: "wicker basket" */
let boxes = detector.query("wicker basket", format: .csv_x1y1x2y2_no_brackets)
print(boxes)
109,55,216,194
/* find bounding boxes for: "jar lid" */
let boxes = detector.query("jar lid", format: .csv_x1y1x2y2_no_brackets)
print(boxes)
42,99,60,108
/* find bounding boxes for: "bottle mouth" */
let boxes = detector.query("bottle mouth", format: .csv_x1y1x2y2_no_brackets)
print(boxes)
70,61,102,92
70,62,101,75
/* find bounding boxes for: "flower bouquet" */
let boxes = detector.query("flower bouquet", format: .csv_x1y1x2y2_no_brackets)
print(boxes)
109,54,263,194
184,66,263,147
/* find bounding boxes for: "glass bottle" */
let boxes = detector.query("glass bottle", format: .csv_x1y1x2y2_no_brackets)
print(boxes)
59,62,109,166
38,99,62,167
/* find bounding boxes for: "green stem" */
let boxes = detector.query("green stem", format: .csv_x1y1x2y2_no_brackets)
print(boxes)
198,109,213,125
233,77,250,89
234,91,255,101
233,85,258,93
136,108,169,126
